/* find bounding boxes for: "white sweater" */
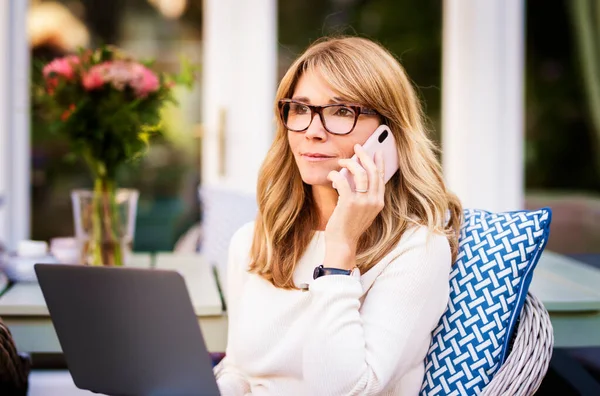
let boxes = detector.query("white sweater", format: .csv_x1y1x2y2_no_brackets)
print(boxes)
214,222,451,396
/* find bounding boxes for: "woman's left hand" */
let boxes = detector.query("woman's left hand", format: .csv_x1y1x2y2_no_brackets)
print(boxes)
324,144,385,270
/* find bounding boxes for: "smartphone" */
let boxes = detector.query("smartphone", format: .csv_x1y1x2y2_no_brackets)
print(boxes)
338,124,399,192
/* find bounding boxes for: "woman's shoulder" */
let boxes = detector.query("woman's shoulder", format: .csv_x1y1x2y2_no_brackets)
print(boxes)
389,224,451,262
360,225,452,292
224,222,256,302
227,221,256,270
401,224,450,248
230,221,256,248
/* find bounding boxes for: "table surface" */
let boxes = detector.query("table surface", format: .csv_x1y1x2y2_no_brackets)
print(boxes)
0,253,223,316
530,251,600,312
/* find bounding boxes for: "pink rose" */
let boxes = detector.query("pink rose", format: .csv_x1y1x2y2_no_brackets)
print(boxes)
43,55,80,93
130,64,159,98
43,55,80,80
102,61,132,91
82,65,106,91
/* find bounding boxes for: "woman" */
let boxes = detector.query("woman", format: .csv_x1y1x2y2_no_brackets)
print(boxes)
214,36,462,396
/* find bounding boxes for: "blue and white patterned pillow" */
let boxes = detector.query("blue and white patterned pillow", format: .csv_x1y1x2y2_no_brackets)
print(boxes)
420,207,552,396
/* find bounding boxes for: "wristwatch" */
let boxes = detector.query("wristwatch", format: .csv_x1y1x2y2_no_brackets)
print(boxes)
313,265,359,279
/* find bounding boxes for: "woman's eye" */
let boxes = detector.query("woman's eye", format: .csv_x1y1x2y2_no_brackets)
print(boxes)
334,107,354,117
290,104,309,114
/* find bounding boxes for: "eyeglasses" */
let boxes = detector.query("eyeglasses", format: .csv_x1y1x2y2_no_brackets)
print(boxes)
278,99,380,135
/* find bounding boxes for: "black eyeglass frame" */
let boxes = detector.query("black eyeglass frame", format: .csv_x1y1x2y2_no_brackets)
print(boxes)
278,99,381,135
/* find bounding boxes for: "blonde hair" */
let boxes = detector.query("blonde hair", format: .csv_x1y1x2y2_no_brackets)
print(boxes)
249,36,462,289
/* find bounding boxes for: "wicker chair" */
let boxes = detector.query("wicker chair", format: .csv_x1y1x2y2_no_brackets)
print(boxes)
481,292,554,396
0,318,30,396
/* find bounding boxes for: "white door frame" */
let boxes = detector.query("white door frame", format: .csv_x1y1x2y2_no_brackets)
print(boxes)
0,0,31,249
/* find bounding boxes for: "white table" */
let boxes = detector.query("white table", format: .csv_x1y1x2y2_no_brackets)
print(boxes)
28,371,98,395
0,253,228,354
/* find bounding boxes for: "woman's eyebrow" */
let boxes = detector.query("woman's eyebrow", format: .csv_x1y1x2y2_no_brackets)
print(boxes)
289,96,351,104
330,96,350,104
291,96,310,103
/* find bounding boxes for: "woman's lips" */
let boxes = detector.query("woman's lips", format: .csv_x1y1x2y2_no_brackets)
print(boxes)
301,153,335,162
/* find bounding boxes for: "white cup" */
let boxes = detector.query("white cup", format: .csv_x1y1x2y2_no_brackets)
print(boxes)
50,237,80,264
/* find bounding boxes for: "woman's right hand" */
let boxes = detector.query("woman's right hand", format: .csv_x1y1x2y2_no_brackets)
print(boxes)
324,145,385,269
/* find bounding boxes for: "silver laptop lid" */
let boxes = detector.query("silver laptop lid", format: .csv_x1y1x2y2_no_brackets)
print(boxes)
34,264,220,396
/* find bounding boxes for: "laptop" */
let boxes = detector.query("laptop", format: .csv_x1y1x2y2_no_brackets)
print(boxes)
34,263,221,396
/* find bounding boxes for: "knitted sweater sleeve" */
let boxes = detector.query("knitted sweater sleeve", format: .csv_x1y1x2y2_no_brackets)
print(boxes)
303,227,451,396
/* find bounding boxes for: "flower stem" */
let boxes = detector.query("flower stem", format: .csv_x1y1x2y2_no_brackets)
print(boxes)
91,177,123,266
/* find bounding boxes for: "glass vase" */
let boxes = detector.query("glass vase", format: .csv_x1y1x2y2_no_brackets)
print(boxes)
71,179,139,266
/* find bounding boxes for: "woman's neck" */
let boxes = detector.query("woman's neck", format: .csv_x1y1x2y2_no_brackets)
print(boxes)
311,185,339,230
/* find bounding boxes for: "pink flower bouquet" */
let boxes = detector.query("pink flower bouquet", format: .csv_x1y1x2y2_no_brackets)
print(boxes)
36,46,193,179
34,46,194,266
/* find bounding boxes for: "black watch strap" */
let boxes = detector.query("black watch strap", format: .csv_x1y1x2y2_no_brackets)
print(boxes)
313,265,352,279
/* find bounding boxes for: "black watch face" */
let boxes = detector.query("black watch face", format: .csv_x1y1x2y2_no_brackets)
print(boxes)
313,266,321,280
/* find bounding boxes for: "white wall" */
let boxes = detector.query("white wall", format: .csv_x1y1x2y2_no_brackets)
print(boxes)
442,0,525,212
0,0,31,249
0,0,9,246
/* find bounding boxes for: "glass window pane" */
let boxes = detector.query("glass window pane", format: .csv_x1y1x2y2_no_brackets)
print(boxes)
525,0,600,256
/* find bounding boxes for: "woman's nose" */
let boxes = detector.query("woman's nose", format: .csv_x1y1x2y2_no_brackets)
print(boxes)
304,113,327,140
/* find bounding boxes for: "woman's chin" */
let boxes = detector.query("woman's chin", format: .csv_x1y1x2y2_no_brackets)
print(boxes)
301,173,333,187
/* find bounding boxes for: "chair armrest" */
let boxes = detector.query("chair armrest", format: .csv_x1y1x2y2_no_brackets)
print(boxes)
482,292,554,396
